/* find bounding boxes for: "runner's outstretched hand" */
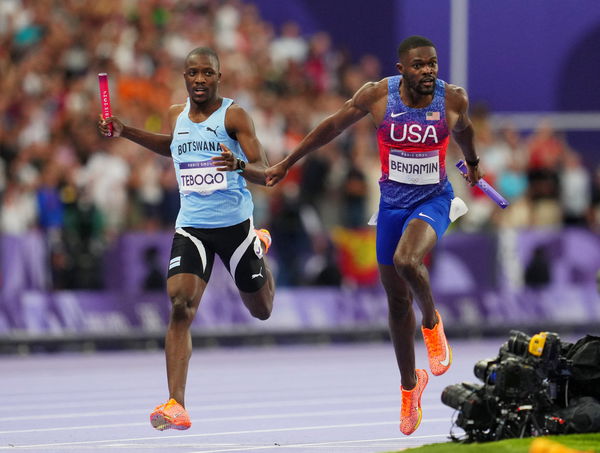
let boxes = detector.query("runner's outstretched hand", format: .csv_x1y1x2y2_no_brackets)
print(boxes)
98,115,124,138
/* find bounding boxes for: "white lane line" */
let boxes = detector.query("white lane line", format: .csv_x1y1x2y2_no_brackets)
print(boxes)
0,407,451,435
0,407,397,434
190,434,450,453
0,422,146,435
0,395,448,422
3,391,442,413
0,420,449,449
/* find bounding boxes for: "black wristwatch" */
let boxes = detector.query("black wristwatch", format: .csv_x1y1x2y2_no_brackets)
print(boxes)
465,156,480,167
235,158,246,173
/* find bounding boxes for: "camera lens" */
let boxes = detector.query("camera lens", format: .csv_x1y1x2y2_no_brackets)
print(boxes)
441,382,482,410
441,383,468,410
474,358,500,385
507,331,531,356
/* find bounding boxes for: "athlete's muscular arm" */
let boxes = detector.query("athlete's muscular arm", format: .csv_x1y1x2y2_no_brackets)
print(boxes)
213,104,269,185
265,81,382,187
97,104,183,158
446,85,482,186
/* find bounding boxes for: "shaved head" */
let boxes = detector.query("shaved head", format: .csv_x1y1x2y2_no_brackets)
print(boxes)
398,36,436,59
185,47,220,70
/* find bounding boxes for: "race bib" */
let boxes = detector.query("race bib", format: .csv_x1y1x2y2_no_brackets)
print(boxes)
179,161,228,195
389,150,440,185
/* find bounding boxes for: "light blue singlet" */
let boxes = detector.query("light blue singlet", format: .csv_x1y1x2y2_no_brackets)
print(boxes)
170,97,253,228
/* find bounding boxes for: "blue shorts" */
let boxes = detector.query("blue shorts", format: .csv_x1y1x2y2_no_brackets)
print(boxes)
376,185,453,265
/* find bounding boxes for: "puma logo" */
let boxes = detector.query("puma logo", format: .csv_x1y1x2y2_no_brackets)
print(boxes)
206,126,219,136
251,267,263,279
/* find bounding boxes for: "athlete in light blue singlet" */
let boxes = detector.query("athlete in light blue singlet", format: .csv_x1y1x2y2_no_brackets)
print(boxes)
99,47,275,431
266,36,483,436
171,97,253,228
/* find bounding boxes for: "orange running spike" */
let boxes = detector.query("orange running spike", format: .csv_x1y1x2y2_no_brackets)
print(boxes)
422,310,452,376
150,398,191,431
400,369,429,435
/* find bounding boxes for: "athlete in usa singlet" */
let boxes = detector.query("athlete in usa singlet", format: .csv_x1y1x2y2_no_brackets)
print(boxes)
264,37,480,435
170,97,253,228
375,75,455,265
377,75,453,208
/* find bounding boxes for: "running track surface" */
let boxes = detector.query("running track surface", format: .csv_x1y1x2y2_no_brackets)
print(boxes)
1,339,504,452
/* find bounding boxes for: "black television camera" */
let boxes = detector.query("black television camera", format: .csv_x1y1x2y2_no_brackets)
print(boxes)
441,330,572,442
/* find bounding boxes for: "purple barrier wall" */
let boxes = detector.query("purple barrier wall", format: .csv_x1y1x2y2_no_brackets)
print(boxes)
1,230,599,336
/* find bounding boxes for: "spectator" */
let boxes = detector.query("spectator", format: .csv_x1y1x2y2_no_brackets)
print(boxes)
142,246,165,291
496,126,528,202
0,176,37,234
560,152,591,226
270,21,308,71
341,149,368,228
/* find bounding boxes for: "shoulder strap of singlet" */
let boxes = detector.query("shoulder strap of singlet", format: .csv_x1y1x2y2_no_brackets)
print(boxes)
387,75,401,105
430,79,446,111
222,97,234,110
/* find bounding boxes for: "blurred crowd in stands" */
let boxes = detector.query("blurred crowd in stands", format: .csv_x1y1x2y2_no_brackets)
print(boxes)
1,0,599,290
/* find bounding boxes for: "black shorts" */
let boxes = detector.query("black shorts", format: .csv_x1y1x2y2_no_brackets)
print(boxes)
167,219,267,293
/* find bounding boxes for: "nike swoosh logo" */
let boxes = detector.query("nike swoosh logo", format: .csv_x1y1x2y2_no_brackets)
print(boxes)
418,212,435,222
391,112,408,118
440,342,451,366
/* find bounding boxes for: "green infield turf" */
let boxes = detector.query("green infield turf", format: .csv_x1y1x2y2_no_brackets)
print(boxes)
386,433,600,453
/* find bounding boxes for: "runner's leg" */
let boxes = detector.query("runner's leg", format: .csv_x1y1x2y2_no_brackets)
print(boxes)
393,218,438,329
239,236,275,319
379,264,417,389
165,273,206,406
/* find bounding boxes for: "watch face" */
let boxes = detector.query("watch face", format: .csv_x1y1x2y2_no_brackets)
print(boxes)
239,159,246,170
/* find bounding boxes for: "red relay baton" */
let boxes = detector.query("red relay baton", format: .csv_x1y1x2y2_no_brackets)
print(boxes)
98,73,113,137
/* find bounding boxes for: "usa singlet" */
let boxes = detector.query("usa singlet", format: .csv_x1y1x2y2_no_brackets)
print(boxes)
170,98,253,228
377,75,451,208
